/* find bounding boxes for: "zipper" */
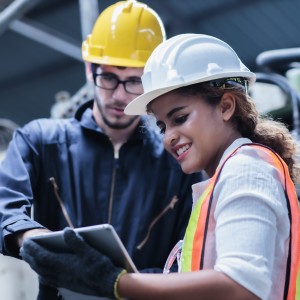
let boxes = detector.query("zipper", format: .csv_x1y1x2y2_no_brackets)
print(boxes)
136,195,179,250
108,148,119,224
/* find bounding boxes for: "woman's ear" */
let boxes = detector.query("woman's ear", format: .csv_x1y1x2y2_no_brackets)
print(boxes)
219,92,236,121
85,62,93,82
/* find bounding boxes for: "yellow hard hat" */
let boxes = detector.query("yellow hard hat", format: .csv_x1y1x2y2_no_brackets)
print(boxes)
82,0,166,67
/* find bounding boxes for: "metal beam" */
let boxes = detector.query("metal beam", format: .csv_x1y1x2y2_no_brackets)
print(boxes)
0,0,40,36
78,0,99,40
78,0,99,84
9,18,82,61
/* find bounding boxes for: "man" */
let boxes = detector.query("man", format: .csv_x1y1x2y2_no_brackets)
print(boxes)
0,1,201,299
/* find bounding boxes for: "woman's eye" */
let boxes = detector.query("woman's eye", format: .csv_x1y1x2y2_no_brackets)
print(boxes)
159,127,166,135
174,115,188,125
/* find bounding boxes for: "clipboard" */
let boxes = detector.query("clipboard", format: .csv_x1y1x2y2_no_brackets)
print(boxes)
29,224,137,300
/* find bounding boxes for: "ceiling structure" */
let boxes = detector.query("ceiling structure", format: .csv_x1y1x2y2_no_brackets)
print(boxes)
0,0,300,126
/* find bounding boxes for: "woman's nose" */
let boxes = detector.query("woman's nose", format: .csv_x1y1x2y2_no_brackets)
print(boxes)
164,129,178,147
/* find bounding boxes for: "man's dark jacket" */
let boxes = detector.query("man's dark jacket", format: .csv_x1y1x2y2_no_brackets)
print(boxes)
0,100,201,299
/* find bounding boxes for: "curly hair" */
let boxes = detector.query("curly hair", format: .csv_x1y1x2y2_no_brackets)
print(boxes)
176,81,300,183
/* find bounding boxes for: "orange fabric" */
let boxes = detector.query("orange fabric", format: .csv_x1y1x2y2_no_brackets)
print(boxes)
191,180,216,271
181,143,300,299
251,145,300,300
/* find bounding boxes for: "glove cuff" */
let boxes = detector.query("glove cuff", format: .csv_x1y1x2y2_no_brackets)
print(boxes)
114,269,127,300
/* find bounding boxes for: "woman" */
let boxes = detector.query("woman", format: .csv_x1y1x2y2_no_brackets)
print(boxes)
21,34,300,300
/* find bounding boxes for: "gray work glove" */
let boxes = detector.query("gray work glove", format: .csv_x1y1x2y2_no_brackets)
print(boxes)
20,228,125,298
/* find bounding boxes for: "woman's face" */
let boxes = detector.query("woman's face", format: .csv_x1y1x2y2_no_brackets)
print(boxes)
149,90,239,176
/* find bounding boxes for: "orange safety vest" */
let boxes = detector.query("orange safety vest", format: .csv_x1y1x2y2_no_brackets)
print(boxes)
180,143,300,299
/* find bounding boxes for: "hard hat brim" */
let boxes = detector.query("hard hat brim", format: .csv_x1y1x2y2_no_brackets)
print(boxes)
125,71,256,115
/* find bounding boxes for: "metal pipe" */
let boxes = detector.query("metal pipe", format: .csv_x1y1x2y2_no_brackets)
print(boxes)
78,0,99,40
0,0,40,36
78,0,99,84
9,19,82,61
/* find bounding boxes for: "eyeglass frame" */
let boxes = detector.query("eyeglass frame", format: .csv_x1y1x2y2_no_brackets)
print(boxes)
92,72,143,95
163,239,184,274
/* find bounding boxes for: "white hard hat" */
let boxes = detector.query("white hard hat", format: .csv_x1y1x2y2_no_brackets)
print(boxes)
125,33,256,115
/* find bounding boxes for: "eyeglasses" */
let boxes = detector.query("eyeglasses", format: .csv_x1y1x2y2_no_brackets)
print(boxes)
93,73,143,95
163,239,183,274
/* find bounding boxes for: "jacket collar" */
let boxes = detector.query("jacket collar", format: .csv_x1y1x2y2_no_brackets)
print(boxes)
74,100,164,157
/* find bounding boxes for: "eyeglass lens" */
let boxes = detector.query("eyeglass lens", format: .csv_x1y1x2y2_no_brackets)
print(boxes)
94,74,143,95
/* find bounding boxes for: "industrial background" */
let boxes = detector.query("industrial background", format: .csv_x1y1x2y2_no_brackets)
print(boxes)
0,0,300,126
0,0,300,299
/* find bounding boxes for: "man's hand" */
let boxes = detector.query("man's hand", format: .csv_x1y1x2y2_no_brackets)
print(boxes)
16,228,51,248
20,228,125,298
5,228,51,256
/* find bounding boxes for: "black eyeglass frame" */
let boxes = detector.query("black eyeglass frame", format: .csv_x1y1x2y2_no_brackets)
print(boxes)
92,73,143,95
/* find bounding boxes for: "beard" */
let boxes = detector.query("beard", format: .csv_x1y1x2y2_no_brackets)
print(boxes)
95,96,138,130
102,112,138,129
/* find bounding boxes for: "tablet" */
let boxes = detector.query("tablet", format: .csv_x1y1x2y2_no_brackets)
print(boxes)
29,224,138,273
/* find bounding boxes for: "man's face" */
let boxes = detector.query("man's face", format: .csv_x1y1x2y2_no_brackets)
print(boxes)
92,64,143,130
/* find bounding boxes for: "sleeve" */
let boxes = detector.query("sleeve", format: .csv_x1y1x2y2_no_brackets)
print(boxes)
0,121,45,256
213,147,290,300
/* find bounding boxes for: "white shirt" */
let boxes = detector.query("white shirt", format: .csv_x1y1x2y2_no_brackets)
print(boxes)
191,138,290,300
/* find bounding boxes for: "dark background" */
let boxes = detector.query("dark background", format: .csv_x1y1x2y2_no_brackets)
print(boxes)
1,0,300,126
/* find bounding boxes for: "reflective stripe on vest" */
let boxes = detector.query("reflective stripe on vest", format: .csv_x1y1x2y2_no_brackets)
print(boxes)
180,143,300,300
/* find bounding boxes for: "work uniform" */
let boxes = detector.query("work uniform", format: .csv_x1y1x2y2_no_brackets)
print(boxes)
0,100,201,299
181,138,300,300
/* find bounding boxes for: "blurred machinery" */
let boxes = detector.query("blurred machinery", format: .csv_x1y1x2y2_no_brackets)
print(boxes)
0,1,99,299
251,47,300,140
0,0,98,120
250,47,300,197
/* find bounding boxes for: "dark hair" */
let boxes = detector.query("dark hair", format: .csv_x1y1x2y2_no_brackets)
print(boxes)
175,81,300,183
91,63,99,74
91,63,126,74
